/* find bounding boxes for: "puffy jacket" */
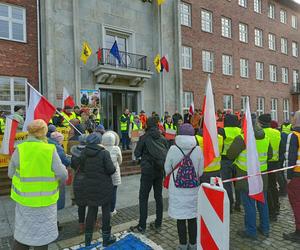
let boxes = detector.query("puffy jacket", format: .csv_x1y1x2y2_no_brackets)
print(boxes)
286,127,300,179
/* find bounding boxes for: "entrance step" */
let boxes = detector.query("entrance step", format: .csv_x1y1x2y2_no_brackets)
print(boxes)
120,150,141,177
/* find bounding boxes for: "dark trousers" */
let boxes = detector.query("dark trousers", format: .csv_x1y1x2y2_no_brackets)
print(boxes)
177,218,197,245
267,172,280,217
278,170,287,194
85,203,111,233
288,177,300,231
121,131,130,149
78,205,86,224
13,241,48,250
111,186,118,212
139,174,163,229
221,160,234,207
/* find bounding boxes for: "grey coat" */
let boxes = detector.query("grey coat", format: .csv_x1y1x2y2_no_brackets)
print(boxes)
8,137,68,246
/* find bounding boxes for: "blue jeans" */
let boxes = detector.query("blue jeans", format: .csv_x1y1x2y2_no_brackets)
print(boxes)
121,131,130,149
240,191,269,236
111,186,118,212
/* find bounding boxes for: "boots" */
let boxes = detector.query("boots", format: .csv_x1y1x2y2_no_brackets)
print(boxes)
176,244,188,250
189,244,197,250
85,232,93,247
102,227,116,247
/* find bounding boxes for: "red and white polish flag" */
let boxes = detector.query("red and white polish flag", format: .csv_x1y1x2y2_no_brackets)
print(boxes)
23,85,56,132
0,117,18,155
243,98,264,202
62,87,75,109
189,102,194,115
203,75,219,168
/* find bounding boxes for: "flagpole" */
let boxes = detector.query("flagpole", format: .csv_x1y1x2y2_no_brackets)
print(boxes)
25,82,83,135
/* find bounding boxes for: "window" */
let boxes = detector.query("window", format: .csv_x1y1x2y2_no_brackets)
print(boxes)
254,0,262,13
292,41,299,57
221,17,232,38
201,10,213,33
223,95,233,111
0,4,26,42
202,50,214,73
269,65,277,82
280,10,287,24
239,23,248,43
281,67,289,84
256,61,264,80
283,99,290,122
181,46,192,69
257,97,265,116
105,33,128,66
222,55,233,75
239,0,247,8
254,28,263,47
271,98,278,121
240,58,249,78
268,33,276,50
268,4,275,19
241,96,249,114
292,15,298,29
0,77,26,114
180,2,191,27
281,37,288,54
183,91,194,111
293,70,299,84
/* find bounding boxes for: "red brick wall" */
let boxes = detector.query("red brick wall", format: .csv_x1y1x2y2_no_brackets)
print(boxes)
181,0,300,123
0,0,38,89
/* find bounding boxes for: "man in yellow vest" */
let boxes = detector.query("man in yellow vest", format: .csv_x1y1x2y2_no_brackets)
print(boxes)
61,106,76,127
129,115,143,162
219,114,242,212
0,112,5,134
258,114,282,222
227,114,272,239
120,108,130,150
74,106,82,122
8,119,68,249
281,120,292,134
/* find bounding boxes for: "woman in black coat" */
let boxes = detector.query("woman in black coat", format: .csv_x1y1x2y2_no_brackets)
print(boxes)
73,133,116,247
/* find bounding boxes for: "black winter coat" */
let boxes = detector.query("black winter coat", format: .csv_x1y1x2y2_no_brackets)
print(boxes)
73,144,116,206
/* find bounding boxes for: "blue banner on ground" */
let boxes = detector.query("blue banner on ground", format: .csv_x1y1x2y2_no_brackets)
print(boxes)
106,234,153,249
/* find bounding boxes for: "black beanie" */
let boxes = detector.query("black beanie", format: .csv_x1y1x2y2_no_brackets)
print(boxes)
14,105,23,112
258,114,271,126
146,117,157,129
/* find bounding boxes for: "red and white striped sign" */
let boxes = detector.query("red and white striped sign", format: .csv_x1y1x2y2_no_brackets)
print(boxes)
197,179,230,250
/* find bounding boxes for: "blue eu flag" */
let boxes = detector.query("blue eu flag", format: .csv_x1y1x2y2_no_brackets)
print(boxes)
110,41,122,64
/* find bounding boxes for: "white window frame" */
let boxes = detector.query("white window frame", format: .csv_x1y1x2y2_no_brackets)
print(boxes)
180,2,191,27
201,9,213,33
280,10,287,24
292,41,299,57
271,98,278,121
0,3,26,42
281,67,289,84
238,0,247,8
181,46,192,70
223,95,233,111
221,16,232,38
254,0,262,14
239,23,248,43
268,33,276,51
256,61,264,80
283,99,290,122
281,37,288,54
254,28,263,47
241,96,249,114
293,70,299,85
222,54,233,76
292,15,298,29
202,50,214,73
269,64,277,82
183,91,194,111
0,76,27,114
257,97,265,116
240,58,249,78
268,4,275,19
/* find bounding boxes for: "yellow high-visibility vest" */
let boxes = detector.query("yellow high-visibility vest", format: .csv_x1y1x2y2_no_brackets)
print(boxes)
222,127,241,156
282,124,292,134
263,128,281,162
0,118,5,133
61,112,76,127
291,132,300,173
11,141,59,207
120,114,128,131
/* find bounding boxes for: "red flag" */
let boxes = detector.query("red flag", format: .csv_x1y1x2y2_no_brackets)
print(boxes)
62,87,75,108
189,102,194,115
23,85,56,131
203,75,219,168
97,47,102,63
0,117,18,155
160,56,169,72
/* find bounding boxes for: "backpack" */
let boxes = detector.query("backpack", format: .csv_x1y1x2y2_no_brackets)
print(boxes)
145,136,168,170
173,146,199,188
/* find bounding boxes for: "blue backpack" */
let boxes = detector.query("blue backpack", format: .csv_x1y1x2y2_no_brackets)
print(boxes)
173,146,199,188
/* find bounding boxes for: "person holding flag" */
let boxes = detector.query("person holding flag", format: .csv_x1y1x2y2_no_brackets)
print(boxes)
227,111,272,239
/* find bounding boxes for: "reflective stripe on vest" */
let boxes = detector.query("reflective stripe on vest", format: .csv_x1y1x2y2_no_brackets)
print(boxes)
222,127,241,156
133,123,141,131
234,135,269,172
120,114,128,131
263,128,281,162
195,134,223,172
291,132,300,172
284,133,293,168
11,142,59,207
164,123,176,131
282,124,292,134
62,112,76,127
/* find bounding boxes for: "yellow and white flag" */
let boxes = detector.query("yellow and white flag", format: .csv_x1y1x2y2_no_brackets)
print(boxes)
154,54,161,73
80,42,92,64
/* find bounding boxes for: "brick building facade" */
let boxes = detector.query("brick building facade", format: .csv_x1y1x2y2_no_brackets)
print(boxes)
180,0,300,123
0,0,39,114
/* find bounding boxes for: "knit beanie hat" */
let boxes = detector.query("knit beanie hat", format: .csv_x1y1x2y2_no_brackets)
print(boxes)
27,119,48,139
146,117,157,129
258,114,271,126
178,123,195,136
86,132,102,144
50,131,64,144
78,134,88,145
270,120,279,129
